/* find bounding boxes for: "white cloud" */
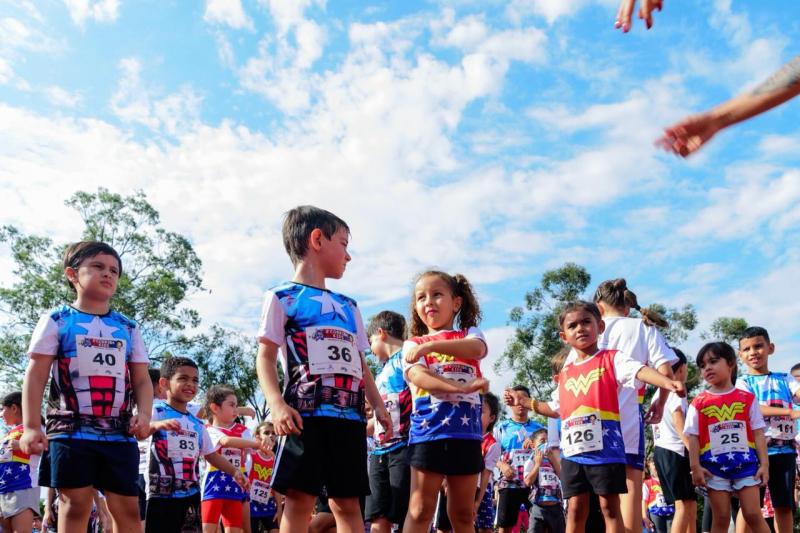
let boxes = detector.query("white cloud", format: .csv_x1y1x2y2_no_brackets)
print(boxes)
0,16,58,85
481,326,517,397
204,0,253,30
62,0,119,27
758,134,800,158
43,85,82,108
505,0,616,25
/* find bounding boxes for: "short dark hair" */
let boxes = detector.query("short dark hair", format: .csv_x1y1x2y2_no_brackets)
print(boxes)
206,385,237,407
367,311,407,340
482,392,500,433
160,356,198,380
511,385,531,397
791,363,800,374
558,301,601,328
1,391,22,409
671,347,687,372
63,241,122,292
530,427,547,442
282,206,349,266
148,368,161,387
739,326,770,344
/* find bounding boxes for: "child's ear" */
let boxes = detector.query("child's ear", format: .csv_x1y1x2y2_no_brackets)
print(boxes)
158,377,169,390
308,228,324,252
558,330,567,342
597,319,605,334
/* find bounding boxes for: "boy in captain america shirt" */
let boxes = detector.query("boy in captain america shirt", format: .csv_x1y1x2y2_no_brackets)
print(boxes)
504,301,683,533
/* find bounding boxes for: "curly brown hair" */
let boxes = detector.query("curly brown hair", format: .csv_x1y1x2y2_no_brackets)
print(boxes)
409,271,482,337
593,278,668,328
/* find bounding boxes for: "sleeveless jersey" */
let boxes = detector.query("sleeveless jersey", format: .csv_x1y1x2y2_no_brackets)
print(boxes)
403,328,486,444
27,305,149,442
257,283,369,421
146,401,215,499
202,423,251,501
556,349,642,465
689,389,760,479
644,478,674,517
527,443,562,505
372,350,412,454
249,452,277,518
0,424,40,493
736,373,798,455
493,418,544,489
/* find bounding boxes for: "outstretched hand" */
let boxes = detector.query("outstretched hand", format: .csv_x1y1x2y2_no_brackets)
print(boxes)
656,112,722,157
615,0,664,32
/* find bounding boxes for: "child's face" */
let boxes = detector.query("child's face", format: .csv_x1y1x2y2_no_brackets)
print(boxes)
674,363,687,383
0,404,20,426
559,309,603,352
698,352,734,387
414,275,462,332
213,394,239,424
369,331,391,361
792,369,800,383
738,336,773,373
480,400,496,432
533,431,547,448
163,366,199,404
316,227,351,279
66,252,120,301
258,425,275,448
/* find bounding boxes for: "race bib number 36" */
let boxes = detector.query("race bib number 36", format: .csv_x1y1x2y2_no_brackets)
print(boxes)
167,430,199,460
562,413,602,457
709,421,747,455
75,335,126,379
306,326,362,379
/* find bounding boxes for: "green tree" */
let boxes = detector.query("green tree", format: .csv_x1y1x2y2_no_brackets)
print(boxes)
702,317,749,345
495,263,591,398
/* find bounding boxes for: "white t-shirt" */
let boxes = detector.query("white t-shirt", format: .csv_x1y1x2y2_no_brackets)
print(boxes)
684,389,766,436
652,392,688,456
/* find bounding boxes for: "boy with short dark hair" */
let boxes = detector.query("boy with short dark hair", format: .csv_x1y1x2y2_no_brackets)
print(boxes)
365,310,411,533
1,391,41,533
145,356,248,532
21,241,153,533
255,206,391,533
736,326,800,533
523,428,564,533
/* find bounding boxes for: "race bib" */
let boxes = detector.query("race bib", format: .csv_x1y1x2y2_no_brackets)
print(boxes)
375,392,401,442
709,420,747,455
167,429,199,460
562,413,602,457
75,335,126,379
306,326,362,379
0,443,12,462
768,416,796,440
511,448,533,479
430,361,479,405
538,466,559,489
221,447,242,469
653,425,661,441
251,479,272,504
654,492,668,508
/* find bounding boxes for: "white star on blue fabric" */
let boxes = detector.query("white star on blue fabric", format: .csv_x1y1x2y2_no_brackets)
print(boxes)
420,419,429,429
460,414,471,426
709,455,718,463
726,453,736,461
75,315,120,338
441,417,451,426
309,292,348,320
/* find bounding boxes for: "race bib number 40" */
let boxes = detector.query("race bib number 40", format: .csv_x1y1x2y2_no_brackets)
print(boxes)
75,335,126,379
709,421,747,455
306,326,362,379
562,413,602,457
167,429,199,460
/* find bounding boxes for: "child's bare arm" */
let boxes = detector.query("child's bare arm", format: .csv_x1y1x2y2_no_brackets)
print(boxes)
218,436,263,451
671,408,690,450
753,428,769,486
405,337,486,363
205,452,250,489
687,435,709,487
129,362,153,440
20,355,53,454
635,366,685,397
256,341,303,436
406,366,481,395
361,352,393,439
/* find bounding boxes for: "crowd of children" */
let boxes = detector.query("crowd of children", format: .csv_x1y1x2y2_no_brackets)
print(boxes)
0,205,798,533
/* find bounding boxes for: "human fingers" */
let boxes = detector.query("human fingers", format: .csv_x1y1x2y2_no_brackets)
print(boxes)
639,0,654,29
616,0,636,32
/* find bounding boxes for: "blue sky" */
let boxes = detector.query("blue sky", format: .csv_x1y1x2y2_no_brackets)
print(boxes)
1,0,799,391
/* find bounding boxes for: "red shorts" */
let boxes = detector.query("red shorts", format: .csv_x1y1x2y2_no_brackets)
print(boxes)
201,498,244,528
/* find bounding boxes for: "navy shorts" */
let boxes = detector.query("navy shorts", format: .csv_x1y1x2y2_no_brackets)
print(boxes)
47,439,139,496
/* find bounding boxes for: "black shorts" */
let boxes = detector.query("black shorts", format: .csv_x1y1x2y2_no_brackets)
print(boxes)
47,439,139,496
365,446,410,524
137,474,147,520
145,494,201,533
653,447,694,503
272,417,369,498
496,487,532,527
408,439,482,476
560,459,627,499
761,452,797,510
529,503,565,533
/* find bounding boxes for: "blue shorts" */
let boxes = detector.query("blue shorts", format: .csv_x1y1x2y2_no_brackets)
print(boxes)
47,439,139,496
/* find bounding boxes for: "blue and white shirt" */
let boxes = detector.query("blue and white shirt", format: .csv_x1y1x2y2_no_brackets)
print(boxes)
27,305,149,442
257,282,370,421
494,418,544,489
146,401,215,499
736,373,799,455
372,350,412,455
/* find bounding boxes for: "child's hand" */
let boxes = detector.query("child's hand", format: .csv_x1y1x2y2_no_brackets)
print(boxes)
233,470,250,491
790,410,800,420
503,388,525,407
533,448,544,465
755,464,769,487
464,377,489,394
152,419,182,433
20,427,47,455
643,401,664,425
129,412,152,440
374,407,394,441
404,342,431,364
498,461,515,480
667,380,686,398
690,465,711,487
522,437,534,450
272,400,303,436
